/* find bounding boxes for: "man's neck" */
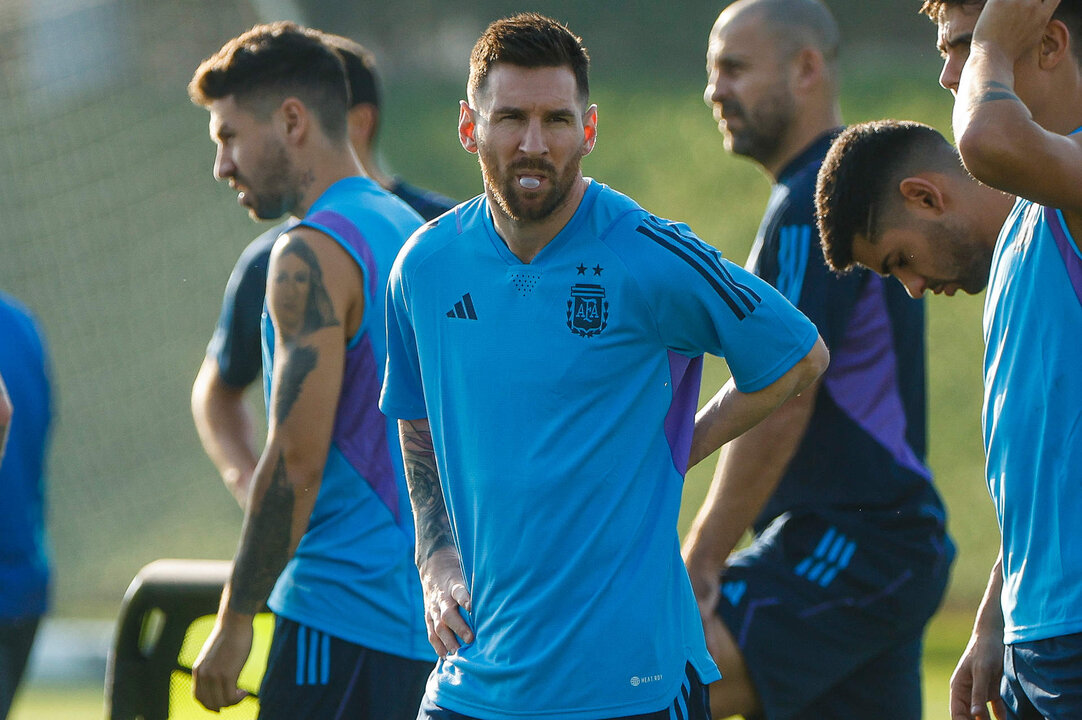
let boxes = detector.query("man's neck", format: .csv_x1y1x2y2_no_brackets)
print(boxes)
763,103,842,180
354,146,395,192
978,185,1017,250
293,152,366,218
490,176,588,264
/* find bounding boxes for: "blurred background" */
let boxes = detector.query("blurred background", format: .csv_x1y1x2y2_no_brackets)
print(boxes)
0,0,997,716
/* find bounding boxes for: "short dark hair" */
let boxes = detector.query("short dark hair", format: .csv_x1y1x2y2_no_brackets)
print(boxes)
918,0,983,22
188,22,349,140
468,13,590,106
920,0,1082,60
815,120,960,272
322,33,381,108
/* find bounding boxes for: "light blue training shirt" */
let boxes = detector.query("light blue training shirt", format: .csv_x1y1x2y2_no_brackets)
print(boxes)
984,195,1082,645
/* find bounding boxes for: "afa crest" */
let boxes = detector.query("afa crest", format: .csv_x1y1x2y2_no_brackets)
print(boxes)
566,283,609,337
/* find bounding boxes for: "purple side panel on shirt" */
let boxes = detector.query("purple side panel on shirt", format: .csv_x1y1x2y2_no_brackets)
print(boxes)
822,275,931,480
1045,207,1082,306
302,209,400,523
665,350,703,476
334,332,400,523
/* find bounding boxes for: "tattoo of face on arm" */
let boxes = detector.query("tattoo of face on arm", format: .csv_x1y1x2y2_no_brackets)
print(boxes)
269,234,341,425
229,452,295,614
400,420,455,565
271,234,340,339
977,80,1023,105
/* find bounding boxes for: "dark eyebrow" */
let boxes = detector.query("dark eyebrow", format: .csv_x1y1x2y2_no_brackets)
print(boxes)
938,31,973,53
212,122,233,140
547,109,576,120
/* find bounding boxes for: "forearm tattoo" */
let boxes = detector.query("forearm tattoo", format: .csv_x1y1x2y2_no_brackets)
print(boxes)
400,420,455,565
976,80,1023,105
228,452,295,614
274,345,317,425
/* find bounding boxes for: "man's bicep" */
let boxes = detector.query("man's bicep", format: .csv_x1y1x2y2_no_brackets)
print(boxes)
957,98,1082,213
264,230,354,466
1030,133,1082,215
989,130,1082,214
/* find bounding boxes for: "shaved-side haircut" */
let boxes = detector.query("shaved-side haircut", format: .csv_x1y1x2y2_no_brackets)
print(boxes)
815,120,962,272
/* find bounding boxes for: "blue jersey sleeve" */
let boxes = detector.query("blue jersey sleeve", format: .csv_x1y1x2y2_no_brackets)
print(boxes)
380,246,427,420
206,226,284,388
626,214,820,393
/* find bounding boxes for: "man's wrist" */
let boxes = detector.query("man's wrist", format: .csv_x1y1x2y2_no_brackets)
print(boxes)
220,584,260,621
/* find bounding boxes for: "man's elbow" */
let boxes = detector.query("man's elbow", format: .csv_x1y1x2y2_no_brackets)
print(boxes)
274,444,327,495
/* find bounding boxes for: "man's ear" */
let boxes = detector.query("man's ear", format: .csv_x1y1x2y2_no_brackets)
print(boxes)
792,46,826,93
459,101,478,154
898,175,947,216
582,104,598,155
1039,18,1072,70
280,97,308,145
347,103,378,148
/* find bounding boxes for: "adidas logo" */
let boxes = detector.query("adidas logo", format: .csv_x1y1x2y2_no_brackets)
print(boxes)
794,526,857,588
446,293,477,320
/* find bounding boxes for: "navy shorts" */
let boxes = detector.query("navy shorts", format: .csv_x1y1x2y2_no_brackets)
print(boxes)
715,507,953,720
1001,631,1082,719
416,662,709,719
258,617,433,720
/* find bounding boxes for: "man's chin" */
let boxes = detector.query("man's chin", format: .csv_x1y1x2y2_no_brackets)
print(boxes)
963,280,989,295
499,189,557,223
252,207,287,222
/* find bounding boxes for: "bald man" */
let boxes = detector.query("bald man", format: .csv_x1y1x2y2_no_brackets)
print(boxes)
682,1,954,717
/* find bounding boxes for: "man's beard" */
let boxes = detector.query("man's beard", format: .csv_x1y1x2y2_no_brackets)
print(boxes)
245,140,299,221
922,215,994,294
721,86,795,167
480,149,583,223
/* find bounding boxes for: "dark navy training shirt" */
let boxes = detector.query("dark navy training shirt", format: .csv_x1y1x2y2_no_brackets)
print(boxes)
748,130,943,526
